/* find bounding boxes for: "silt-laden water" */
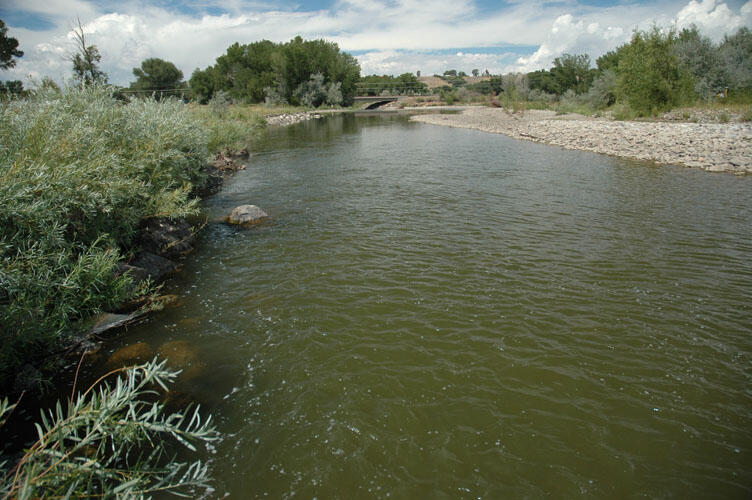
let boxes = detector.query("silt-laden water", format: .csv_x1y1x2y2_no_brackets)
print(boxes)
104,113,751,498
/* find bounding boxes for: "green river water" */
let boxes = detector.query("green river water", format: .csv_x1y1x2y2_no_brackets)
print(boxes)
100,113,750,498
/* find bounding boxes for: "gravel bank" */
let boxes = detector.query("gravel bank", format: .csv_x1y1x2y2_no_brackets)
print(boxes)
266,112,322,126
410,107,752,174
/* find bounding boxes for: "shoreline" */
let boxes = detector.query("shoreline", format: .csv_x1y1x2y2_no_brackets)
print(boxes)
409,107,752,174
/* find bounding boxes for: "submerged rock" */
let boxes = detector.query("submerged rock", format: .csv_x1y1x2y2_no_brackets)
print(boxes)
157,340,205,382
227,204,269,227
107,342,153,367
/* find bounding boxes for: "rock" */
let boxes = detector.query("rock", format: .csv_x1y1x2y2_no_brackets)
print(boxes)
195,165,224,197
226,204,269,226
91,311,148,335
212,152,245,172
140,217,195,258
126,252,178,283
107,342,153,367
157,340,205,382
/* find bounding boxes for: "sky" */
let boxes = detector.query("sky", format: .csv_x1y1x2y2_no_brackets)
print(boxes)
1,0,750,86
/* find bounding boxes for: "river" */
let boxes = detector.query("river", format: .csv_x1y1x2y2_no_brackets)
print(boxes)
102,112,752,498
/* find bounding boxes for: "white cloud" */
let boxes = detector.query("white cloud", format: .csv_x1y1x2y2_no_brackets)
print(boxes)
357,50,513,76
674,0,752,40
1,0,750,86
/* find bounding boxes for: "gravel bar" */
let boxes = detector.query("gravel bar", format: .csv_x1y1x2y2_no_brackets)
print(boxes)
410,107,752,174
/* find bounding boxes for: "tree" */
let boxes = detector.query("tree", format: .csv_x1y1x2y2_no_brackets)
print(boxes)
674,25,727,99
550,53,595,94
189,37,360,106
70,18,107,86
616,27,694,115
718,27,752,92
131,57,185,99
0,19,23,70
472,69,479,77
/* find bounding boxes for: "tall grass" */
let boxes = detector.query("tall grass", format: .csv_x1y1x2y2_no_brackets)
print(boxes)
0,86,211,392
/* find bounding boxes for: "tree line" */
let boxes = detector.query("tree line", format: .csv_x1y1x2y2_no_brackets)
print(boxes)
504,25,751,115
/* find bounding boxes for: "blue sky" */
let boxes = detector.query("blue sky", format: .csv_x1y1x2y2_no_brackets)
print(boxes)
1,0,750,86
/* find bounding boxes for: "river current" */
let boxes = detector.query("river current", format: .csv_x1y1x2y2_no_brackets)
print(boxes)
106,113,751,498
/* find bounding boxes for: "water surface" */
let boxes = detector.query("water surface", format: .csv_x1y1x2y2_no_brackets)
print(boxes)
106,113,751,498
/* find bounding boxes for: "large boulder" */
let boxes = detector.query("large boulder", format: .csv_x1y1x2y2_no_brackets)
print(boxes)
122,252,178,285
140,217,195,258
226,204,268,227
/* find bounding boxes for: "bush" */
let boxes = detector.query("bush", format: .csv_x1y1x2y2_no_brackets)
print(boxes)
583,69,617,109
0,359,218,498
0,86,210,392
616,27,695,115
294,72,343,108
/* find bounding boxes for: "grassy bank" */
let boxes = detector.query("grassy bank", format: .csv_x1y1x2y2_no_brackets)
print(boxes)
0,86,278,394
0,86,286,496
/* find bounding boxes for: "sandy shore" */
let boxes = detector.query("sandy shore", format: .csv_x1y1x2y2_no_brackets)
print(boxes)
409,107,752,174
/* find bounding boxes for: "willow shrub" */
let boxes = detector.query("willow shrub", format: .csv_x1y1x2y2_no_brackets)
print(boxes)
0,359,218,498
0,86,210,392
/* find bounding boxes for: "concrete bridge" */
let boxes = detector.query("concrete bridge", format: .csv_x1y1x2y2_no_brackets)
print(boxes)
353,96,401,110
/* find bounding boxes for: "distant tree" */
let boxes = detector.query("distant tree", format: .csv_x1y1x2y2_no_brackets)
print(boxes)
443,69,457,77
131,58,185,99
0,79,23,98
674,25,727,99
189,67,215,103
550,53,595,94
0,19,23,69
70,19,107,86
191,37,359,106
596,49,622,73
472,68,479,77
527,69,558,94
616,27,694,115
718,27,752,92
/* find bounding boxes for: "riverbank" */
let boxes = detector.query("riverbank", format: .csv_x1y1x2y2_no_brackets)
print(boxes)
409,107,752,174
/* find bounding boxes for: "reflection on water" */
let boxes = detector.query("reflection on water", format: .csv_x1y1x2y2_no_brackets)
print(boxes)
95,113,752,498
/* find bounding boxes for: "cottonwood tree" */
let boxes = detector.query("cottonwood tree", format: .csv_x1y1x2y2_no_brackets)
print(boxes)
1,19,24,97
70,18,107,86
131,57,185,99
0,19,23,69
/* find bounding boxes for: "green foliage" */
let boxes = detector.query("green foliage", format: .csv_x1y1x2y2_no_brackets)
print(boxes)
0,79,23,99
190,37,360,107
582,69,617,109
70,20,107,86
466,76,503,95
674,25,728,100
130,58,186,99
615,27,694,115
529,54,595,95
0,86,210,392
294,72,342,107
718,27,752,93
0,19,22,70
0,358,218,498
356,73,428,96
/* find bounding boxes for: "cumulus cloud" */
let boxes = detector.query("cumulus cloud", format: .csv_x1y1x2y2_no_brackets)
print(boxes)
357,50,515,76
1,0,750,85
511,0,751,73
674,0,752,40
